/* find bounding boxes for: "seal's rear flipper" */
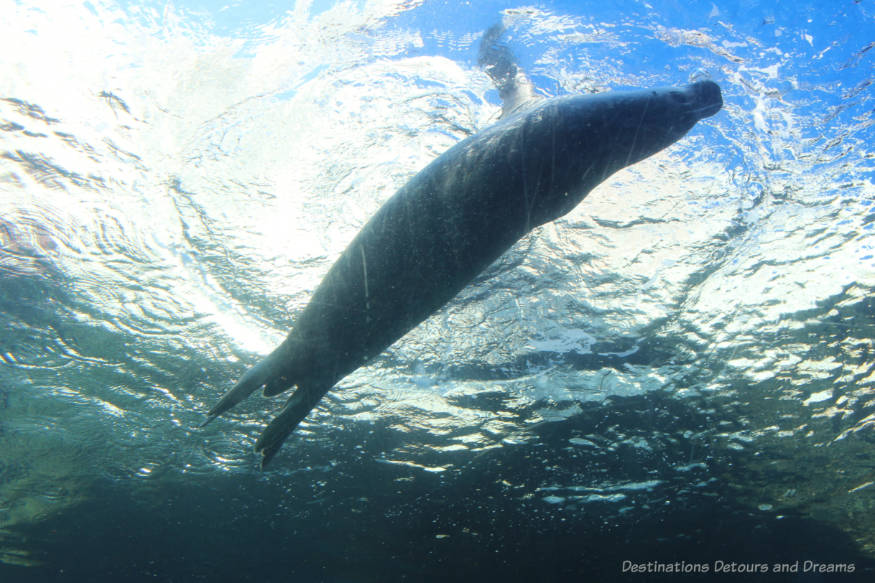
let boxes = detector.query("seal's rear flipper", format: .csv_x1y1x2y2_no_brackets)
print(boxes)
201,349,287,426
256,384,328,468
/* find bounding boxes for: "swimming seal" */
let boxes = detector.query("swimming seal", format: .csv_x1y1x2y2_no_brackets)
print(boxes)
203,71,722,467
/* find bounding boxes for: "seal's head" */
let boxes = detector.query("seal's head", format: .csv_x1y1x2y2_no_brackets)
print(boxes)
686,79,723,120
516,80,723,224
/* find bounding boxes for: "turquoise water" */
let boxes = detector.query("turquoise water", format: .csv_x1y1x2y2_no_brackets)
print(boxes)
1,1,873,581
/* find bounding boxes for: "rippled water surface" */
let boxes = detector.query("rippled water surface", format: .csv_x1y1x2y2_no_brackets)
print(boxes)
1,0,874,581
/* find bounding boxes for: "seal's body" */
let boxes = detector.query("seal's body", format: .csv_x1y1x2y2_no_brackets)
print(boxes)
204,80,723,466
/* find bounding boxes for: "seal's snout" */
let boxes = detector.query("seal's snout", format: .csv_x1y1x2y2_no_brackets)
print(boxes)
688,80,722,119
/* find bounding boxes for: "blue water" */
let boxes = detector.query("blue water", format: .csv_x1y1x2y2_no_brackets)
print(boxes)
1,0,874,581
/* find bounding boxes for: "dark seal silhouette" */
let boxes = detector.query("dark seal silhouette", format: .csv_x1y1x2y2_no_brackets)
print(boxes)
203,32,723,467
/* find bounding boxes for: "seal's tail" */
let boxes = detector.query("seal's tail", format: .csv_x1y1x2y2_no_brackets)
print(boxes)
202,345,328,467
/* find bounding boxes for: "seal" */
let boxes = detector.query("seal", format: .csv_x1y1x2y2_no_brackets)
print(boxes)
203,49,723,467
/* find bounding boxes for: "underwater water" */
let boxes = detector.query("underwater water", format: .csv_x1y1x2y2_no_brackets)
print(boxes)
1,0,874,581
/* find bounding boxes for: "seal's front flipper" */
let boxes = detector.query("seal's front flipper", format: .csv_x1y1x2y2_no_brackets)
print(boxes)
478,22,536,118
256,384,329,468
201,349,285,427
